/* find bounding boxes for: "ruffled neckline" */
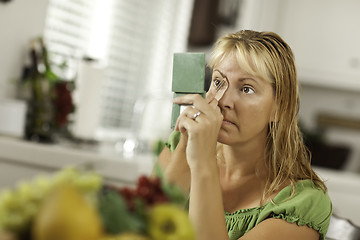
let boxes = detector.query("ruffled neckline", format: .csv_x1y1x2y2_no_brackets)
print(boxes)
224,179,311,215
224,202,269,216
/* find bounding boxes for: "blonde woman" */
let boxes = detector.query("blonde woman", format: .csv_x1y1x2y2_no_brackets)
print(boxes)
156,30,332,240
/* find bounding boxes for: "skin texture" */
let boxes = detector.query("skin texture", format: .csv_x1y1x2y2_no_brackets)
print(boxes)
156,53,319,240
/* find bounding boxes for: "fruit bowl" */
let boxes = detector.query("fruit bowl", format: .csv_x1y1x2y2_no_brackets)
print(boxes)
0,168,195,240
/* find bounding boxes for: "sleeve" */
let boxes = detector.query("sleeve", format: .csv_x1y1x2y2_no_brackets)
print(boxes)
258,180,333,240
153,131,181,179
164,130,181,152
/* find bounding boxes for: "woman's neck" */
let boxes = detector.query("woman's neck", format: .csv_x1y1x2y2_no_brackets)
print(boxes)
218,142,269,211
218,140,268,180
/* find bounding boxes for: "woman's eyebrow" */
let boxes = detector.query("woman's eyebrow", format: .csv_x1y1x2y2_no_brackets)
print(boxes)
239,77,257,83
213,69,227,79
214,69,258,83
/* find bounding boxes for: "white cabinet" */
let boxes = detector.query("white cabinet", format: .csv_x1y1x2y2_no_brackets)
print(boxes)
238,0,360,91
278,0,360,91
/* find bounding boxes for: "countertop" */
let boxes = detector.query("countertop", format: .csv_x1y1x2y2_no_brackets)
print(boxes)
1,135,360,226
0,135,155,186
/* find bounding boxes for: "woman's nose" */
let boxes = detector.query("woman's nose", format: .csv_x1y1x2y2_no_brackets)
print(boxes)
218,87,233,109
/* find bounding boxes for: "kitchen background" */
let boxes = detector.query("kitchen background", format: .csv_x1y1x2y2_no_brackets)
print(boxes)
0,0,360,226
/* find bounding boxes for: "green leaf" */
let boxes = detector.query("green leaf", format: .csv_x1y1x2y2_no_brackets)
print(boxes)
44,70,58,82
153,163,188,207
162,180,187,207
97,189,146,235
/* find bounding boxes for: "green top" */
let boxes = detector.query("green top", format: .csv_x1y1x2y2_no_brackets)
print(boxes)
164,131,333,240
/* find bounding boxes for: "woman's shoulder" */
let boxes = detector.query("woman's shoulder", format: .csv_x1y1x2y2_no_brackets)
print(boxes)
259,179,332,239
272,179,332,210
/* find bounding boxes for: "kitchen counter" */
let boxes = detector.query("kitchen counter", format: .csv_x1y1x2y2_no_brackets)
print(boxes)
1,135,360,226
0,135,155,189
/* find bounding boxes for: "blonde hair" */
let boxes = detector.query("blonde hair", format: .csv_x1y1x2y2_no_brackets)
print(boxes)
209,30,326,200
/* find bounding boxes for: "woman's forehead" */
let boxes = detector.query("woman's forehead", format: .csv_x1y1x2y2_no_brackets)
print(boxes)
213,52,256,77
213,58,273,86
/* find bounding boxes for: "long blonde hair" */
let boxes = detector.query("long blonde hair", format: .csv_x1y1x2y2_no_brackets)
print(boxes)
209,30,326,200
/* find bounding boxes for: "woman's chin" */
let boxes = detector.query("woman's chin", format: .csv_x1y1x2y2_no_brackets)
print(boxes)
217,131,233,145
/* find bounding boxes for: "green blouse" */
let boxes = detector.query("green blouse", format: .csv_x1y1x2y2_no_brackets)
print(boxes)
164,131,333,240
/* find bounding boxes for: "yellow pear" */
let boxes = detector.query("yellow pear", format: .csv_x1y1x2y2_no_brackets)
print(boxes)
32,184,103,240
101,232,150,240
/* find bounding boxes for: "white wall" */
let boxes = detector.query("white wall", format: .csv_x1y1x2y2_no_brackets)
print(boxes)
0,0,49,99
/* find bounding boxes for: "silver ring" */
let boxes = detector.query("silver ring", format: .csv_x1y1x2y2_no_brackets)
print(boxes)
193,111,201,120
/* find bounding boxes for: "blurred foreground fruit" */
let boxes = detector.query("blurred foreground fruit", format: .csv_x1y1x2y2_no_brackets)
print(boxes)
32,184,103,240
101,232,150,240
0,167,102,233
117,176,169,211
148,204,195,240
0,231,17,240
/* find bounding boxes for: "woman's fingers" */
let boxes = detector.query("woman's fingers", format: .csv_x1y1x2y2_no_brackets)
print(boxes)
173,93,223,133
176,114,197,133
174,106,200,131
209,97,220,109
173,94,218,115
173,93,201,105
205,91,216,103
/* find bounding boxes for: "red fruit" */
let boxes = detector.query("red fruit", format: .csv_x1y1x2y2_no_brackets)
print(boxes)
153,194,169,204
151,177,161,187
137,185,151,199
137,175,150,188
120,187,136,200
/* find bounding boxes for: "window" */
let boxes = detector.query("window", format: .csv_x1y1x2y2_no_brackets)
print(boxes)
43,0,96,79
43,0,194,141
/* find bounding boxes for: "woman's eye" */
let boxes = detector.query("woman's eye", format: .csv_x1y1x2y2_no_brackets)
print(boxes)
241,86,255,94
213,78,221,87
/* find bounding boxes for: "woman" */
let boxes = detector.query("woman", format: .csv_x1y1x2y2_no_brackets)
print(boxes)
155,30,332,240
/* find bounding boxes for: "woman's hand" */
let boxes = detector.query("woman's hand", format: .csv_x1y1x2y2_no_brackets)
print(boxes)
173,92,223,170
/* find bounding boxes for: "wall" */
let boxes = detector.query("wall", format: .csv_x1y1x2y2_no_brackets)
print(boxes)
0,0,49,99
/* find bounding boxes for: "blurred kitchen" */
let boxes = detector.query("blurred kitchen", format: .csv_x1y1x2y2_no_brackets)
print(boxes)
0,0,360,226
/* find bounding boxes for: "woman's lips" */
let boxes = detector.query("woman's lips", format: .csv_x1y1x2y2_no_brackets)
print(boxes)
222,119,235,126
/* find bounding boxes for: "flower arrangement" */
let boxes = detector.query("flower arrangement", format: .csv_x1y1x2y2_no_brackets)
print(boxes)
0,168,195,240
18,37,74,143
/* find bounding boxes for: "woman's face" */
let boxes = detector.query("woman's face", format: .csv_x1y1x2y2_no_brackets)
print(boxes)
211,53,276,146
